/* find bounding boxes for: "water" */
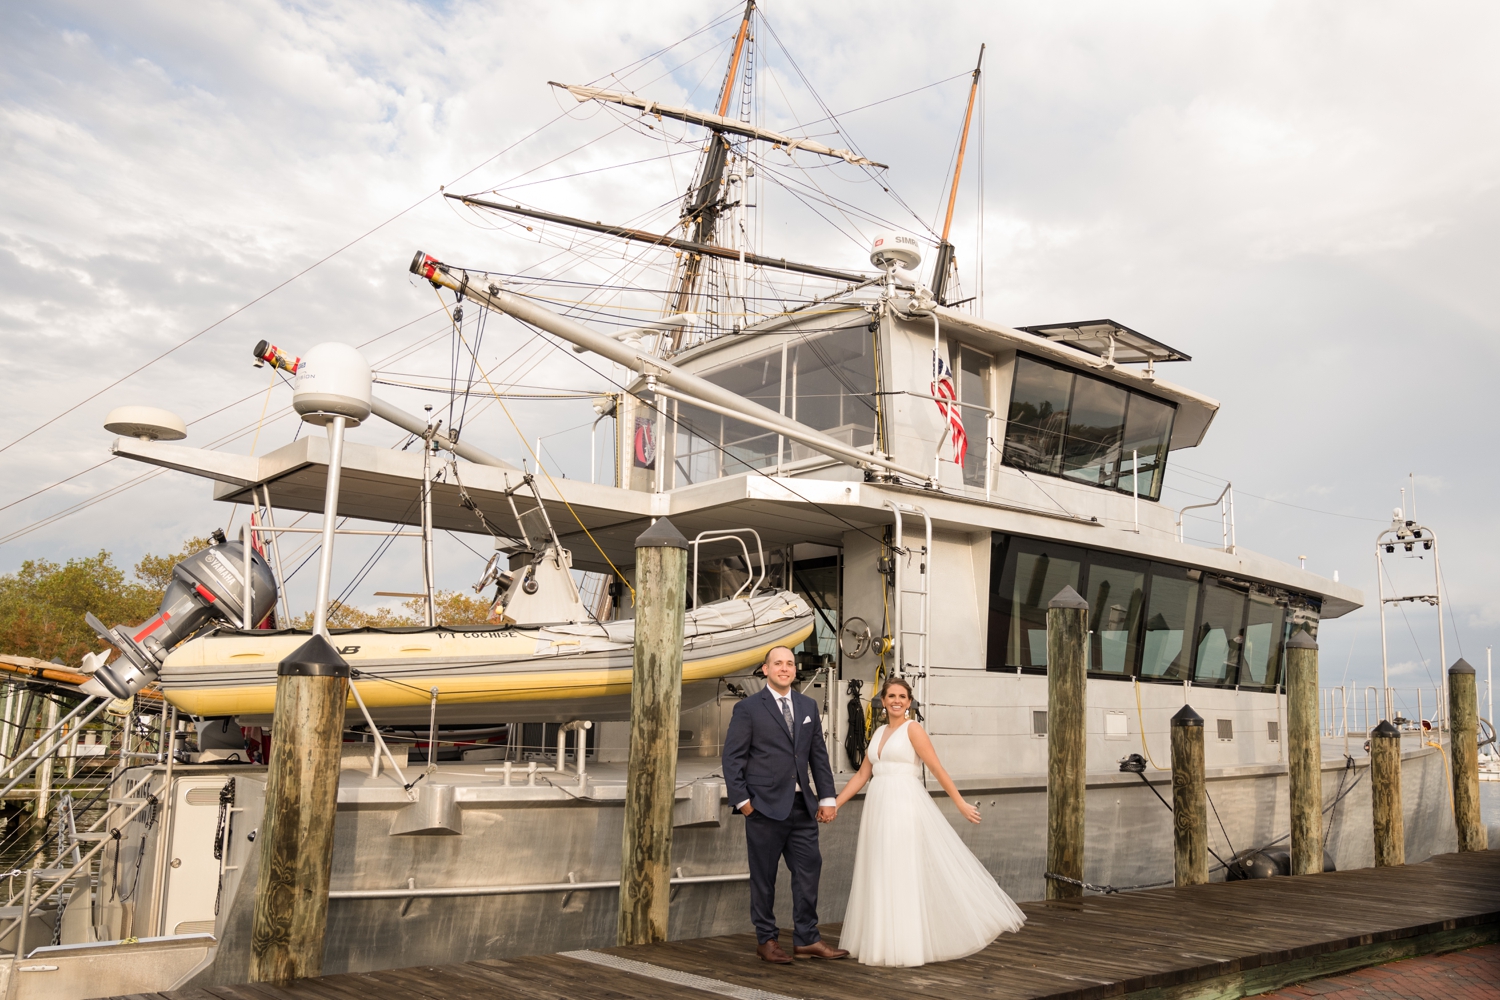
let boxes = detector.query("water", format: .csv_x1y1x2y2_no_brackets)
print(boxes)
1482,779,1500,827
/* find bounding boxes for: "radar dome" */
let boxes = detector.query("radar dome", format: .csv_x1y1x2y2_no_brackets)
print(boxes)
870,231,922,271
104,406,187,441
293,342,372,426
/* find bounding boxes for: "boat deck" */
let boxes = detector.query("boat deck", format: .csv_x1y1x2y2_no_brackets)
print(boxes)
131,849,1499,1000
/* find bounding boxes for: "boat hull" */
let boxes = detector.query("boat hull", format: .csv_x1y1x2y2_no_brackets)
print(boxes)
157,597,813,724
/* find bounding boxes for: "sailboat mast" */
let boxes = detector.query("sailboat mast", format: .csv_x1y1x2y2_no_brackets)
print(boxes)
668,0,755,346
931,43,985,305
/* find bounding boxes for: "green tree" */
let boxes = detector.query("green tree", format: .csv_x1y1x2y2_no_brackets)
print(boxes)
293,590,496,629
0,537,214,665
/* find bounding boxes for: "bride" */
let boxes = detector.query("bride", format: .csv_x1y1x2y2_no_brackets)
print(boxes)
834,676,1026,966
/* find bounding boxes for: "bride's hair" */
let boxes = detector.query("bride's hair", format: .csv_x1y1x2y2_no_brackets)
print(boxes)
879,676,914,702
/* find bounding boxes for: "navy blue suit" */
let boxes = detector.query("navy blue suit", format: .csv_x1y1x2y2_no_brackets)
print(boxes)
722,686,836,946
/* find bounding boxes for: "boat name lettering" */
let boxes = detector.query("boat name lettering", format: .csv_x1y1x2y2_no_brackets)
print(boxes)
435,630,521,639
337,645,361,655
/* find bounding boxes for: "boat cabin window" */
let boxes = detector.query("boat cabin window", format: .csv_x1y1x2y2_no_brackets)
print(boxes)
1001,355,1175,500
957,346,991,488
1140,565,1199,680
988,533,1317,688
672,324,877,483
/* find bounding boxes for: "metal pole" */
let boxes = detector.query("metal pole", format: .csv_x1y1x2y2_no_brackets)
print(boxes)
1488,646,1494,739
258,486,292,626
1434,543,1448,731
311,415,347,638
1171,705,1207,886
1376,544,1391,721
1045,585,1088,899
1132,448,1139,533
427,687,440,773
422,435,436,628
241,524,254,628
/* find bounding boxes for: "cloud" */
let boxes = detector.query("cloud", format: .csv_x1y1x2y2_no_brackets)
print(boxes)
2,1,1497,690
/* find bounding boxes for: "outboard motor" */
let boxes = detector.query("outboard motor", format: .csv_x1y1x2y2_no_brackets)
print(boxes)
87,535,278,699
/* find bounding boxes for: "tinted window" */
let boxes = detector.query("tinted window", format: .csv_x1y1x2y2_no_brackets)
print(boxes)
1001,355,1175,500
1003,357,1072,475
1120,394,1174,499
1195,580,1247,686
1084,553,1146,675
1141,565,1199,679
958,347,990,488
1241,596,1283,689
1062,376,1128,488
988,536,1082,669
987,534,1317,683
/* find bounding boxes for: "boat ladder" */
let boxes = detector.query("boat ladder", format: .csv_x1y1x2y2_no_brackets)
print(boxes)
884,501,932,710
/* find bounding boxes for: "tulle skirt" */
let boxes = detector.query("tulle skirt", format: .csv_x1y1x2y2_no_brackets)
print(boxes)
840,765,1026,966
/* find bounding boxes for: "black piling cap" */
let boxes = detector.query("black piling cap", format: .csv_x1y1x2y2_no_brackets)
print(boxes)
635,517,688,550
1449,657,1475,675
1285,630,1318,651
1371,719,1401,739
1048,585,1088,610
1171,704,1204,727
278,633,350,678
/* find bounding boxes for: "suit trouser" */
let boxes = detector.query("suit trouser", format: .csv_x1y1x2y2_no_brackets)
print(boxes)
744,795,822,946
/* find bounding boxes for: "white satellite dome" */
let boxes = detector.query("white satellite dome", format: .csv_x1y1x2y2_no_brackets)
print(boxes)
869,231,922,271
104,405,187,442
293,342,372,426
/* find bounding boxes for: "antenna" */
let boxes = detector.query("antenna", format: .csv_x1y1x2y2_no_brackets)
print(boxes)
930,43,985,306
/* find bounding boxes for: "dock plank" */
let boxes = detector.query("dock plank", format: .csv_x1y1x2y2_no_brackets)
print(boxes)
125,849,1500,1000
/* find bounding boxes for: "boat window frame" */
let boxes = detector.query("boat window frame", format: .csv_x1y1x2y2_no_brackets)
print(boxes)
985,532,1320,685
1000,353,1177,502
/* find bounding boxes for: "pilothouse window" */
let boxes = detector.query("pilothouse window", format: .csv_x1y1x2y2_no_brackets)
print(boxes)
1002,355,1175,500
672,324,877,484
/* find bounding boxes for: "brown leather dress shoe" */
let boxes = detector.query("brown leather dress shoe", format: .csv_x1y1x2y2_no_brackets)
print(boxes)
757,940,794,964
793,940,849,960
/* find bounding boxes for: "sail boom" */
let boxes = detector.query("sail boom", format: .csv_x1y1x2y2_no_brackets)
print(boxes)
550,83,887,169
448,194,875,286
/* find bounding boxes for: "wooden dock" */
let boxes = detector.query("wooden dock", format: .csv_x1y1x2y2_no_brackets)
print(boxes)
127,850,1499,1000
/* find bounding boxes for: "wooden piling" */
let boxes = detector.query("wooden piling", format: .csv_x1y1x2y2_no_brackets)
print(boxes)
249,635,349,984
1171,705,1207,886
617,518,688,945
1045,585,1088,900
1285,630,1323,876
1369,719,1404,867
1448,659,1487,852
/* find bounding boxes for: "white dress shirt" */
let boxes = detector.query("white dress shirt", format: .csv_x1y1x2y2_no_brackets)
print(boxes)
735,690,837,811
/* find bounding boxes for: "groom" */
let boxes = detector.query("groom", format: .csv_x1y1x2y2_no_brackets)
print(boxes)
722,645,849,964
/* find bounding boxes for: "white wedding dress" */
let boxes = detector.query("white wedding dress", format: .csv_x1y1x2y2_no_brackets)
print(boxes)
840,722,1026,966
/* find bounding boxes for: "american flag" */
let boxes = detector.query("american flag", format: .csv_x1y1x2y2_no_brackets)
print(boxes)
932,352,967,467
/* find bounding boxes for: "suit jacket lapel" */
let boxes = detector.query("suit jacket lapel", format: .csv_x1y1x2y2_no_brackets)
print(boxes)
760,688,796,748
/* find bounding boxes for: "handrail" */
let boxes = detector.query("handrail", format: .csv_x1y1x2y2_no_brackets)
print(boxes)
0,697,108,797
1174,482,1234,551
688,530,766,609
0,776,161,957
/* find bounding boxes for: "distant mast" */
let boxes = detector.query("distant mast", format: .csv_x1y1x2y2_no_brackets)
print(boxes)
668,0,756,345
930,43,985,306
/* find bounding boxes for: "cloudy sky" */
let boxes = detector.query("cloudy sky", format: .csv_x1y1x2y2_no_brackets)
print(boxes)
2,1,1497,715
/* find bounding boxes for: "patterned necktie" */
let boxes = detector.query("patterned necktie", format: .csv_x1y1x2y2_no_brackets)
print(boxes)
780,696,795,737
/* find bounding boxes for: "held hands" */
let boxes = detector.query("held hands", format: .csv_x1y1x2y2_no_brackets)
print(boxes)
817,805,838,824
957,800,982,824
